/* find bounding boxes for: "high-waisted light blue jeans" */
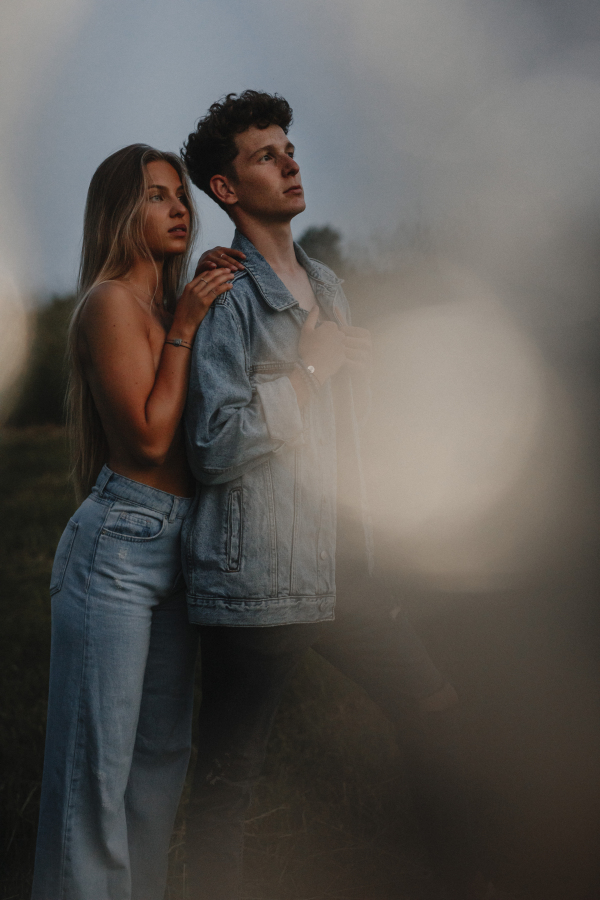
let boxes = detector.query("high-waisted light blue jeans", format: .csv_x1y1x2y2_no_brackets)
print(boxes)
31,466,198,900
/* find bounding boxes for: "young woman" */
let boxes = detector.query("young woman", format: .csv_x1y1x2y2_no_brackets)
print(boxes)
31,144,245,900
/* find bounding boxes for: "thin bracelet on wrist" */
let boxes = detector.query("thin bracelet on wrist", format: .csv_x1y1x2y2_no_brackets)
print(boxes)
164,338,193,350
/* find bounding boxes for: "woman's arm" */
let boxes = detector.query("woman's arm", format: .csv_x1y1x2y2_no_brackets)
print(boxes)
79,266,234,468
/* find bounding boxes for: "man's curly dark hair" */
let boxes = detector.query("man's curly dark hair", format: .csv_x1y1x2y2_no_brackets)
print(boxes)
181,90,293,211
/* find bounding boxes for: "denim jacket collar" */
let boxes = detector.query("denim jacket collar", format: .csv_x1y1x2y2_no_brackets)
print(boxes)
232,229,343,319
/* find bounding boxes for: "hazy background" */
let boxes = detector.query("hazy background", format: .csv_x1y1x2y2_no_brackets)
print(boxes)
1,0,598,295
3,2,600,897
3,0,600,589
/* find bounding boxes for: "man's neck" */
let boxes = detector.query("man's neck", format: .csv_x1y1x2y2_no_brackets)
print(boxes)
234,215,299,279
234,214,318,312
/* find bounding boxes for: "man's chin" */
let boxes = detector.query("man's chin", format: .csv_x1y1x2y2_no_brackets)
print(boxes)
283,197,307,219
241,199,306,227
264,203,306,224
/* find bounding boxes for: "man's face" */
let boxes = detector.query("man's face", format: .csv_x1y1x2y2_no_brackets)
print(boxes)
225,124,305,222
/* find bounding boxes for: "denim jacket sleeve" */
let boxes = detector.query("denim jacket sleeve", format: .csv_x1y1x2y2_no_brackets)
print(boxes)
185,301,304,485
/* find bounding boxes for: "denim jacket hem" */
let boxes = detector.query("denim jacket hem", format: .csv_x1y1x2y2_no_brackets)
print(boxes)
186,593,336,627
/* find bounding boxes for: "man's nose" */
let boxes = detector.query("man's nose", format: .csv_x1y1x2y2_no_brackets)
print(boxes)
283,155,300,176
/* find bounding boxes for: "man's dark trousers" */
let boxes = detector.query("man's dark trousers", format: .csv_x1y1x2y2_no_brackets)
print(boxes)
186,569,474,899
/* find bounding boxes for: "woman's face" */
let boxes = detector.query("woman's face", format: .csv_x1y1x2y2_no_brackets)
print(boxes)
143,160,190,258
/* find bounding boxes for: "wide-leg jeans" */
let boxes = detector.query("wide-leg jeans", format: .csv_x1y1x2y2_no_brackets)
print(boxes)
32,467,198,900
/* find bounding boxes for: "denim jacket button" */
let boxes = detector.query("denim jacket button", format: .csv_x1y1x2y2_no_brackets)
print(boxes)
319,550,328,560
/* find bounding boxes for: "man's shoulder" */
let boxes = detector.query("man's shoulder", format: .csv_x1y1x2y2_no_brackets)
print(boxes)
213,269,259,313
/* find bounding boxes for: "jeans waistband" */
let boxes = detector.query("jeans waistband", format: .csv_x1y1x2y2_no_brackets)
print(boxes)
92,466,192,522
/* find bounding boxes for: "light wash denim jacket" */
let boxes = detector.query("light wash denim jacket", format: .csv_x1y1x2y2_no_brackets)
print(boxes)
182,230,373,626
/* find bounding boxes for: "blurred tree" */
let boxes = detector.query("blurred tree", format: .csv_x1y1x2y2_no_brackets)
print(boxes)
8,295,74,426
297,225,346,275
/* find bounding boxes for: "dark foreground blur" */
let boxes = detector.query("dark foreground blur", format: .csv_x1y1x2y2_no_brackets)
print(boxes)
2,229,600,899
2,430,600,900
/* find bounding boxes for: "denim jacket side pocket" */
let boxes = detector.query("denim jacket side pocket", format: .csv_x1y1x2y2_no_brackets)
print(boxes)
226,487,243,571
50,519,79,595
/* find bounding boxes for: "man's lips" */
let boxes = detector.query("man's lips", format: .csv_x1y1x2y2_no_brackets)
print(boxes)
284,185,303,195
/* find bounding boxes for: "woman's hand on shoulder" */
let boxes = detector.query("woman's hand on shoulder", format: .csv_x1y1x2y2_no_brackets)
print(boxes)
194,246,246,274
172,266,235,337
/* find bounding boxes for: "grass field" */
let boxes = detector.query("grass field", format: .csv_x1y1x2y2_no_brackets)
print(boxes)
3,427,600,900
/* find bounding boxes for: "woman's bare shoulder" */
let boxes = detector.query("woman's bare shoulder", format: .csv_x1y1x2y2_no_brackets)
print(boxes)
79,281,148,333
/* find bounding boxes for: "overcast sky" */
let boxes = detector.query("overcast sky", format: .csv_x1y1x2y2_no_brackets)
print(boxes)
2,0,600,585
2,0,600,303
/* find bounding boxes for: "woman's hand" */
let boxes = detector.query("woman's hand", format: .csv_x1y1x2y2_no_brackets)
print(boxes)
171,267,234,339
195,246,246,274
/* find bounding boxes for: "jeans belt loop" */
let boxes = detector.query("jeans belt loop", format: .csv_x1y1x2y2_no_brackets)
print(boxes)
95,466,113,496
168,497,179,523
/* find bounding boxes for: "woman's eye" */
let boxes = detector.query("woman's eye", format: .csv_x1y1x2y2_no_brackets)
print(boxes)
149,193,162,202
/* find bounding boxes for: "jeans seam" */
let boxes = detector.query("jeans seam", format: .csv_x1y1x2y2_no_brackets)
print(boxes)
59,524,100,898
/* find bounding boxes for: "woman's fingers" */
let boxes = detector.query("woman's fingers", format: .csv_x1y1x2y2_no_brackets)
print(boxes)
189,266,232,290
196,269,234,297
220,248,246,267
195,246,246,275
175,266,235,330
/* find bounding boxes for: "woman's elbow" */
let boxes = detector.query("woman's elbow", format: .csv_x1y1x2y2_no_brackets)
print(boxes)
131,441,170,468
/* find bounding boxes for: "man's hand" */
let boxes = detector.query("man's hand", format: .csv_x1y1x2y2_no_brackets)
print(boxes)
195,247,246,274
341,325,372,378
299,306,347,385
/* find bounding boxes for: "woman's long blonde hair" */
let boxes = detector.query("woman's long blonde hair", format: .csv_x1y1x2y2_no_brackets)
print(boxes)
68,144,198,500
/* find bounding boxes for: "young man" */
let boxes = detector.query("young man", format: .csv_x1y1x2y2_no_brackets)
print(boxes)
180,91,490,900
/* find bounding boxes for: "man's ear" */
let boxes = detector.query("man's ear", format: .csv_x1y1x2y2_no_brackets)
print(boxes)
210,174,238,208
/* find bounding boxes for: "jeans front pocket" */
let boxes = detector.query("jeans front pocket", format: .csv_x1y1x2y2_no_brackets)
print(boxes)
102,502,167,542
50,519,79,595
226,488,243,572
